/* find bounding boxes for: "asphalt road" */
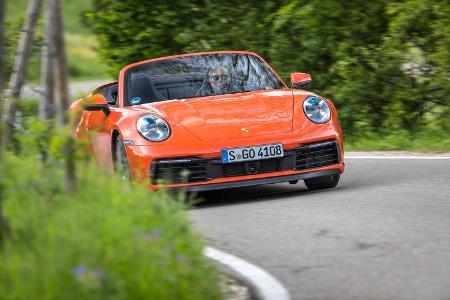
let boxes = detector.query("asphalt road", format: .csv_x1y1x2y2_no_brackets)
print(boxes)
189,156,450,300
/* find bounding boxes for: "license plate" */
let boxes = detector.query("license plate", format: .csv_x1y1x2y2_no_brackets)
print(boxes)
221,143,284,164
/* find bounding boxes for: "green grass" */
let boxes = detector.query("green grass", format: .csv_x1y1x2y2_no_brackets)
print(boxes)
6,0,92,35
0,126,223,300
345,130,450,152
5,0,110,81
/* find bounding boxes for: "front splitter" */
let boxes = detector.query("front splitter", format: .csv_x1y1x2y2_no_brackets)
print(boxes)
175,168,341,192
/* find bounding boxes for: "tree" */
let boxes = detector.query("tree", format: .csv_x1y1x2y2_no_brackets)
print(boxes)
52,0,69,124
330,0,450,135
52,0,77,192
40,0,56,121
384,0,450,132
5,0,42,143
85,0,206,73
39,0,76,190
86,0,450,139
0,0,10,240
85,0,285,74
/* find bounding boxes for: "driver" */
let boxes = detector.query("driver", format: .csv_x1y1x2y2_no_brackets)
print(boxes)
196,66,232,96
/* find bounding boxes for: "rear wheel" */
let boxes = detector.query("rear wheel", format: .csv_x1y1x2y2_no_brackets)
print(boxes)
113,136,131,180
304,174,340,190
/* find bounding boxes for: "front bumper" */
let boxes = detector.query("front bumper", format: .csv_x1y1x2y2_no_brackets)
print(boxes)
125,131,345,190
151,139,341,183
173,168,341,192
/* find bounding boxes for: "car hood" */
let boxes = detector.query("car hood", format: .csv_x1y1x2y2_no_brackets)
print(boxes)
129,90,294,141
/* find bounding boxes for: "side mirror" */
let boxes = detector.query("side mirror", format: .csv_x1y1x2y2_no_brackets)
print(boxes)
83,94,111,116
290,73,312,89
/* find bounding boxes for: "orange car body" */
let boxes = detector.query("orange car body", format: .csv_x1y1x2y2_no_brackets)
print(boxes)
70,51,345,191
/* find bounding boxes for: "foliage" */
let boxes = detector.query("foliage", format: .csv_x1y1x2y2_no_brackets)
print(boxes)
86,0,450,147
0,120,223,300
3,0,109,82
330,0,450,136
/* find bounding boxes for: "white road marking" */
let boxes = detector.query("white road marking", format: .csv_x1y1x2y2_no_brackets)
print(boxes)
346,156,450,159
204,247,291,300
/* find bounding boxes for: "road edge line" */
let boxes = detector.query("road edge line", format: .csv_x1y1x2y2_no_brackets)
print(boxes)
204,246,291,300
346,156,450,159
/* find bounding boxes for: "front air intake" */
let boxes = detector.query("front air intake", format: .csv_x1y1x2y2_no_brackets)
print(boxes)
151,158,210,184
295,141,340,170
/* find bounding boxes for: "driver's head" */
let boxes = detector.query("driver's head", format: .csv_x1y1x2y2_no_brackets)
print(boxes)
209,67,230,92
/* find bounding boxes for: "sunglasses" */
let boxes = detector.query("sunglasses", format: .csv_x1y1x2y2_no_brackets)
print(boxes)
211,74,228,81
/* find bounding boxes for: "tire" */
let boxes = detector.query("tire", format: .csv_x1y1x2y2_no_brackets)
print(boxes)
113,136,131,180
304,174,340,190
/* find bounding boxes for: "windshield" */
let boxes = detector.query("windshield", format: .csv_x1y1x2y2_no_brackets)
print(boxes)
124,53,284,106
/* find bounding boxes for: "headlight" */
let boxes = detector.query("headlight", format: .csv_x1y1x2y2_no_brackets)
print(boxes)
136,114,171,142
303,96,331,124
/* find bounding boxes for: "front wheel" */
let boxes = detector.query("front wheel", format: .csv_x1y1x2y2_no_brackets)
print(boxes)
304,174,340,190
113,136,131,180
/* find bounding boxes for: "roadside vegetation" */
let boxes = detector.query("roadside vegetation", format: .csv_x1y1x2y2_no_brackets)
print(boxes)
0,100,223,300
3,0,448,151
85,0,449,152
0,1,446,298
1,2,223,295
345,131,450,152
4,0,108,82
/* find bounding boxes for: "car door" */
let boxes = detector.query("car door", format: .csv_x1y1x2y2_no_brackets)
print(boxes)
81,89,120,172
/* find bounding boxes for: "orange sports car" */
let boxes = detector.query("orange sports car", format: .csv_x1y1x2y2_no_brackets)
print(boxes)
70,51,344,191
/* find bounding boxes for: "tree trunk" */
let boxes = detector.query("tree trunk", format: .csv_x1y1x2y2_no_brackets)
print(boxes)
40,0,56,121
5,0,42,143
38,0,57,164
52,0,69,125
0,0,10,241
52,0,76,192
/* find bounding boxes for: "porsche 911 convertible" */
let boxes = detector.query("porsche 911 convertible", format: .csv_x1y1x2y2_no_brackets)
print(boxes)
70,51,345,191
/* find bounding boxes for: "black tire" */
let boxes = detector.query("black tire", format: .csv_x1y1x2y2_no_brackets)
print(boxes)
304,174,340,190
113,136,131,180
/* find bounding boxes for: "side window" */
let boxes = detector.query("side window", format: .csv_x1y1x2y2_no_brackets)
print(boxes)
97,84,118,106
105,85,118,106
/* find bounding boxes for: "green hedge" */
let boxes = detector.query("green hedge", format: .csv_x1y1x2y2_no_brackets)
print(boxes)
85,0,450,140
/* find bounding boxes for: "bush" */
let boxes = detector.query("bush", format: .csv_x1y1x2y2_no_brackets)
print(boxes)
86,0,450,140
0,130,222,300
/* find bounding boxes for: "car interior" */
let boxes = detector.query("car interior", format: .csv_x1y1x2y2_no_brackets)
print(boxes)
129,73,205,104
96,83,118,106
93,73,207,107
95,70,259,107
